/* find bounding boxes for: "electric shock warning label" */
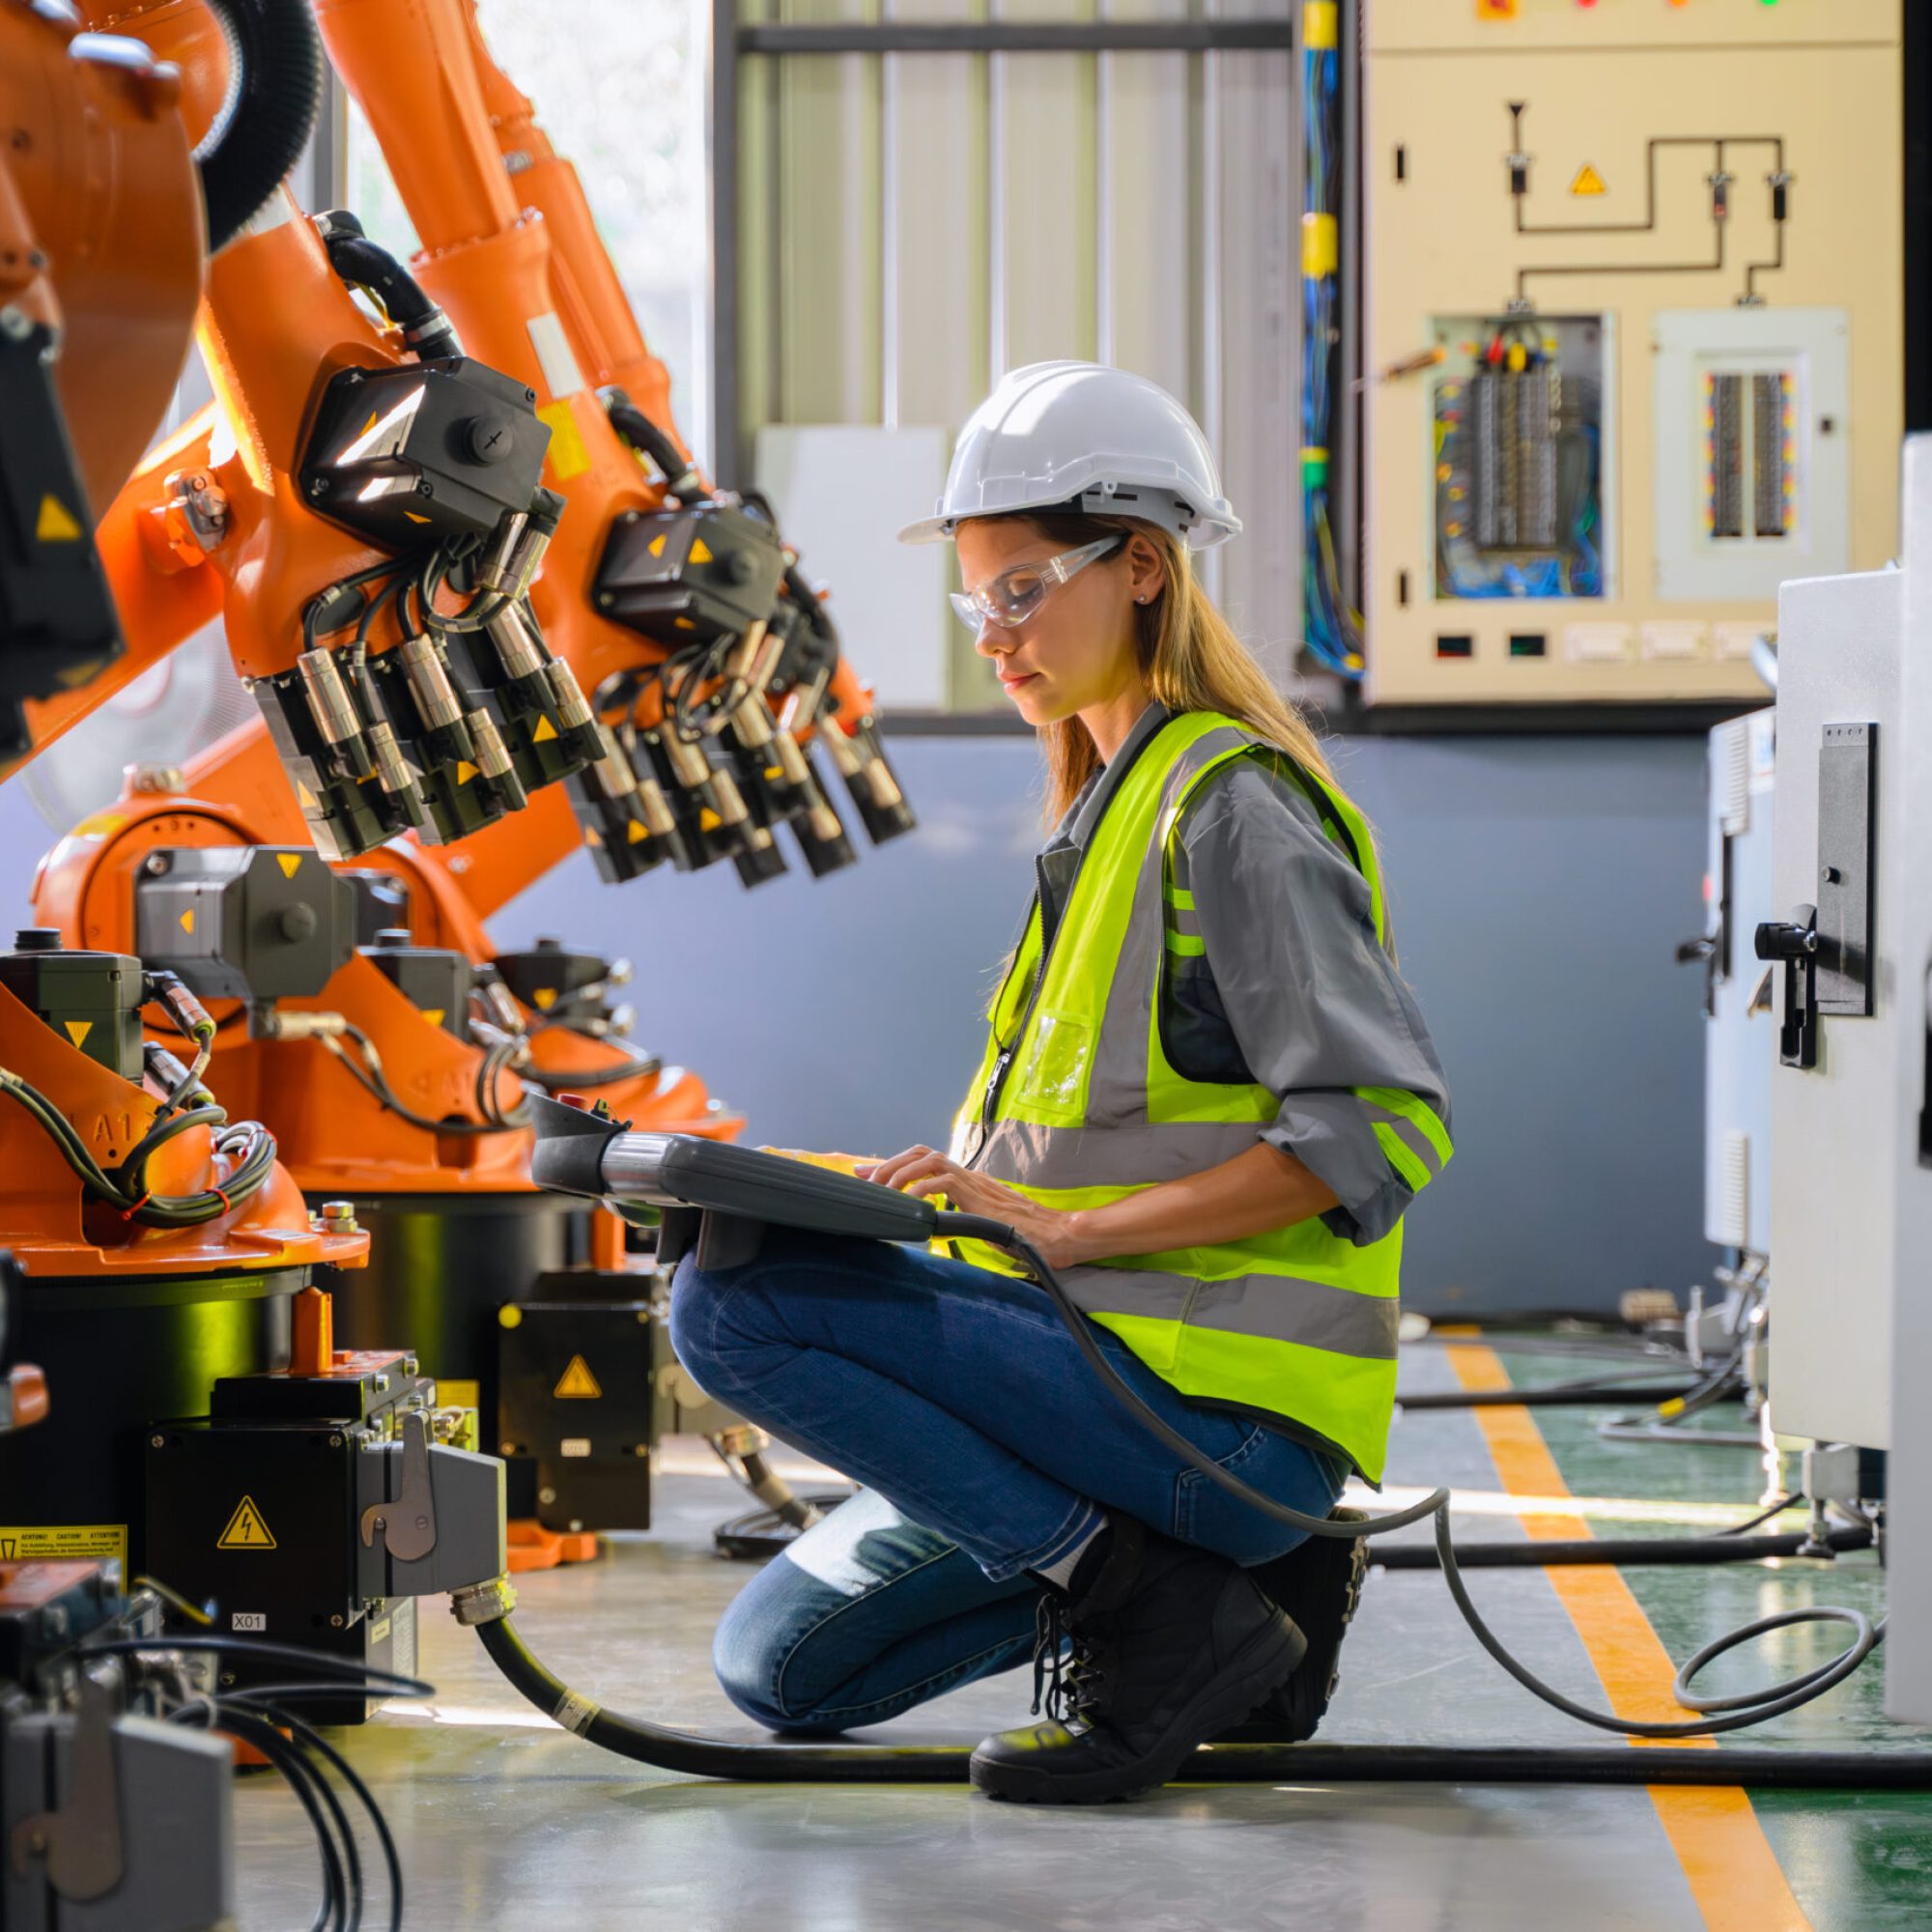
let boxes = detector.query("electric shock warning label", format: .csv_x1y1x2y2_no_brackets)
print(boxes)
553,1355,603,1400
217,1497,277,1549
0,1524,129,1570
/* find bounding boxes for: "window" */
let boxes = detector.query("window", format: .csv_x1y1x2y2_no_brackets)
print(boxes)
343,0,713,457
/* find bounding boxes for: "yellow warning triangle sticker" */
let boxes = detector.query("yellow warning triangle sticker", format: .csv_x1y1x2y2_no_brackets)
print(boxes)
36,494,82,543
689,538,713,565
673,616,696,631
298,781,320,810
456,760,479,784
626,821,647,843
217,1495,277,1549
532,987,557,1010
533,716,558,744
63,1020,92,1049
419,1009,444,1027
1570,163,1605,197
179,909,195,934
553,1353,602,1400
647,533,668,558
404,511,432,525
276,853,302,879
584,827,604,846
698,808,722,832
361,410,381,435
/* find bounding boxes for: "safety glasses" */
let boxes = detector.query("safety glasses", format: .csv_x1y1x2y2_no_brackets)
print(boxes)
950,534,1127,631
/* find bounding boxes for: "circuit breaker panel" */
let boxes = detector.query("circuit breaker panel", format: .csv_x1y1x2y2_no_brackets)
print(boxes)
1361,0,1901,707
1431,315,1611,625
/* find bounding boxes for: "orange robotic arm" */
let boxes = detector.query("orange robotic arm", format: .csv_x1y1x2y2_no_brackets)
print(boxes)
0,3,208,768
0,0,371,1288
312,0,917,932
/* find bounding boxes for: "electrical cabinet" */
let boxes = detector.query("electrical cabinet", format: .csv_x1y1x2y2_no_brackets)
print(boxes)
1361,0,1902,706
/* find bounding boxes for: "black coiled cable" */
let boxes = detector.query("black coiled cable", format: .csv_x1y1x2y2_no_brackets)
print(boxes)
466,1213,1915,1785
194,0,326,253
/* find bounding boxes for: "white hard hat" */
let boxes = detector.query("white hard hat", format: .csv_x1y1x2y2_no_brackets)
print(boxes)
897,360,1242,550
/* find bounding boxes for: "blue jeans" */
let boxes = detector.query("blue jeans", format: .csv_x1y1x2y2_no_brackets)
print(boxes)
668,1227,1346,1734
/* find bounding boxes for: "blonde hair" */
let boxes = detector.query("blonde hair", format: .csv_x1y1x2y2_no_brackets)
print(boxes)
991,510,1355,829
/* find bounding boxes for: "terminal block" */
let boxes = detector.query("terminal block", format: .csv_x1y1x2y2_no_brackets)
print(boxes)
1431,315,1605,604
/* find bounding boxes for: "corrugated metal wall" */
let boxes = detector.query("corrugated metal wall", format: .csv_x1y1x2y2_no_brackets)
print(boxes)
730,0,1301,708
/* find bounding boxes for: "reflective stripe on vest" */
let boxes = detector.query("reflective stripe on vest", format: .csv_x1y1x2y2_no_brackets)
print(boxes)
946,710,1403,1481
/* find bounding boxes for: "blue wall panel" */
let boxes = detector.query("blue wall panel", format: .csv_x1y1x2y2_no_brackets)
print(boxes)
0,730,1714,1316
495,730,1715,1316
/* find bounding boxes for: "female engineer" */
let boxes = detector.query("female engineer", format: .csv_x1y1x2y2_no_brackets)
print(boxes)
668,361,1453,1806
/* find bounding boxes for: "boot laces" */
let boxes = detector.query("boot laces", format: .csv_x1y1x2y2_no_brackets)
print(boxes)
1030,1593,1112,1727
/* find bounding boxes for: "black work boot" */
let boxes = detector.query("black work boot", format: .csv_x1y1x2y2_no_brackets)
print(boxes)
1215,1507,1370,1743
970,1518,1307,1804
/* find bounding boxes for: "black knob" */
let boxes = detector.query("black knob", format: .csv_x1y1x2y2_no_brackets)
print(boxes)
372,926,412,948
725,550,758,585
1755,919,1817,963
465,414,517,464
12,928,61,952
279,904,319,942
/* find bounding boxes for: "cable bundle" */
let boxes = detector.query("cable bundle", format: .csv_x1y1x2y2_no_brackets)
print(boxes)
1300,5,1364,679
88,1621,430,1932
321,1021,530,1138
0,974,275,1229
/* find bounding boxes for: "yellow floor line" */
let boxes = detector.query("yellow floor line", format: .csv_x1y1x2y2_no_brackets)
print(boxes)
1445,1343,1810,1932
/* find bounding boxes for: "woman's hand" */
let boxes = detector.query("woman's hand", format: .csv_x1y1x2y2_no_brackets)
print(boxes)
858,1146,1095,1270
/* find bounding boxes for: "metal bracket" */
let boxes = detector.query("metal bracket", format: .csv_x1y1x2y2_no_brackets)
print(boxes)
360,1407,439,1562
1755,905,1819,1069
695,1210,765,1270
1919,963,1932,1170
11,1665,126,1903
1815,723,1877,1015
1675,928,1720,1017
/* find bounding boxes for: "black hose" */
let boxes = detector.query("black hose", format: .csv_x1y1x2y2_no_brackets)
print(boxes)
194,0,326,254
1398,1378,1720,1411
1407,1308,1664,1334
249,1704,404,1932
1370,1524,1871,1571
713,1494,855,1562
599,388,701,501
526,1044,663,1093
476,1619,1931,1790
1719,1492,1803,1536
318,218,462,361
697,1499,1848,1575
469,1209,1896,1784
214,1706,348,1931
1409,1331,1689,1364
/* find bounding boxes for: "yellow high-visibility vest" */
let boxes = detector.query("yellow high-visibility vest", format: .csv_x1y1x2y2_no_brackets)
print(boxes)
947,710,1450,1481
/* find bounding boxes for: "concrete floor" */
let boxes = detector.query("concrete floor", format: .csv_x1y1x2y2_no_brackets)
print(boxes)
231,1341,1932,1932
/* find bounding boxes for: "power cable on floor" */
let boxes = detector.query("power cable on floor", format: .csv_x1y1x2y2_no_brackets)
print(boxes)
465,1213,1918,1787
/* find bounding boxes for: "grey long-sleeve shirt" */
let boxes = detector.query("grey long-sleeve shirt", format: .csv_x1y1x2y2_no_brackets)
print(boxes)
1036,702,1451,1244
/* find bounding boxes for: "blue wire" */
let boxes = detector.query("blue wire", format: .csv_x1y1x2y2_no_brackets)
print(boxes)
1299,40,1362,680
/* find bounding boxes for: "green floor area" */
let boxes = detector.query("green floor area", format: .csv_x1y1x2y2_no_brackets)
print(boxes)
1480,1335,1930,1931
